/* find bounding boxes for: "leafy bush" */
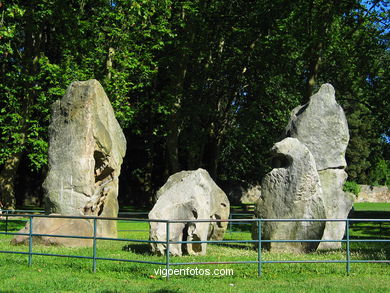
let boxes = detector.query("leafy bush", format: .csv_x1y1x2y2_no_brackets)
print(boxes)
343,181,361,196
369,159,390,187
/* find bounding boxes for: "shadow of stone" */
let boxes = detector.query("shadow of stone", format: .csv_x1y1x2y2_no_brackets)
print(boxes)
122,243,152,255
97,288,182,293
212,242,253,250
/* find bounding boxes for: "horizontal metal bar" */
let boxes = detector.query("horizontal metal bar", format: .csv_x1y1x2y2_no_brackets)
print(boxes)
0,232,165,244
170,261,259,266
95,257,165,265
0,214,170,223
31,252,93,260
2,213,390,224
0,250,30,255
260,239,345,243
1,210,44,214
168,239,347,245
94,237,166,244
170,239,258,244
260,260,390,264
263,260,348,264
0,231,31,236
30,233,94,240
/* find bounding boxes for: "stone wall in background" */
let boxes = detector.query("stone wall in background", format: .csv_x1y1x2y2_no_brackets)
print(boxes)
356,185,390,203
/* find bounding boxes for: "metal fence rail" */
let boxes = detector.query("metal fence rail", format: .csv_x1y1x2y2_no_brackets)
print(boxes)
0,213,389,279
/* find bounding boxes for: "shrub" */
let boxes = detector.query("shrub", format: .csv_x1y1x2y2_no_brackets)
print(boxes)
369,159,390,187
343,181,361,196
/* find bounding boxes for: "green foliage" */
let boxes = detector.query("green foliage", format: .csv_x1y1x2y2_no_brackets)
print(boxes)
0,0,388,205
369,159,390,186
343,181,361,196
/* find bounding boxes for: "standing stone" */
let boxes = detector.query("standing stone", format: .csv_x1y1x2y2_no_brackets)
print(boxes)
149,169,230,256
286,84,353,250
253,138,326,253
43,79,126,238
286,83,349,170
317,169,355,250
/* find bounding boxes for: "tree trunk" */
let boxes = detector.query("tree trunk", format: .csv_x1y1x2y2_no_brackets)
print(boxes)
305,48,322,101
203,134,219,179
0,152,23,210
166,118,180,174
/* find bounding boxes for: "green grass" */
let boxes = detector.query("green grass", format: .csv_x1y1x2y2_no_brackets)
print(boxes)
353,202,390,212
0,216,389,292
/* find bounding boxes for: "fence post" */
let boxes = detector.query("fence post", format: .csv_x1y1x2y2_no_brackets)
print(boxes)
257,219,262,277
28,216,33,267
346,219,350,275
93,218,97,273
5,210,9,234
166,221,170,280
229,214,233,234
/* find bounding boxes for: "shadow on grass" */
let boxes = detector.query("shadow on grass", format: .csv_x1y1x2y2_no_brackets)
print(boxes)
228,222,252,233
350,223,390,238
97,290,182,293
0,219,27,232
212,242,253,250
151,289,183,293
122,243,152,255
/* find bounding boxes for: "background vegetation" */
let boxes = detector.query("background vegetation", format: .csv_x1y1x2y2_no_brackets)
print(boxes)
0,0,389,209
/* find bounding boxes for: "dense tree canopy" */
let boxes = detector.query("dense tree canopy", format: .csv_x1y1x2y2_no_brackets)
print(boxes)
0,0,388,208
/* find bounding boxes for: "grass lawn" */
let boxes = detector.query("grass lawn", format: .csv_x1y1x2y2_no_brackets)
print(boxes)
353,202,390,212
0,204,389,292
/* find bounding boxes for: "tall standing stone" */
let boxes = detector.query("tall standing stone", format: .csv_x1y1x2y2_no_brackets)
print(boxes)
43,79,126,238
286,83,349,170
286,84,353,250
253,138,326,253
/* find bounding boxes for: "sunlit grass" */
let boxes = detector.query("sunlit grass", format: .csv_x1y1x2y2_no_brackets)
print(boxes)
0,209,389,292
354,202,390,212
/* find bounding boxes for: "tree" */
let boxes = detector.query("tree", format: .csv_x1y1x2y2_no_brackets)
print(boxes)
0,0,172,208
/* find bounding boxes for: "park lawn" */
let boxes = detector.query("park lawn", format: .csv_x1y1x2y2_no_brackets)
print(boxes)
1,215,390,293
353,202,390,212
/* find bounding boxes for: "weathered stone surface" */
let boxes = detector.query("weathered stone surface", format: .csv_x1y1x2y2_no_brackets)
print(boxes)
11,215,93,247
43,80,126,238
317,169,354,250
149,169,230,256
356,185,390,203
240,185,261,204
253,138,326,253
286,84,349,171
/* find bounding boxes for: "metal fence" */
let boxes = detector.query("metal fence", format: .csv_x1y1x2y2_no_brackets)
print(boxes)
0,213,389,279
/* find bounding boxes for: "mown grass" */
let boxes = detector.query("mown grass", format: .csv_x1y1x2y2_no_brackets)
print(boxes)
353,202,390,212
0,205,389,292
